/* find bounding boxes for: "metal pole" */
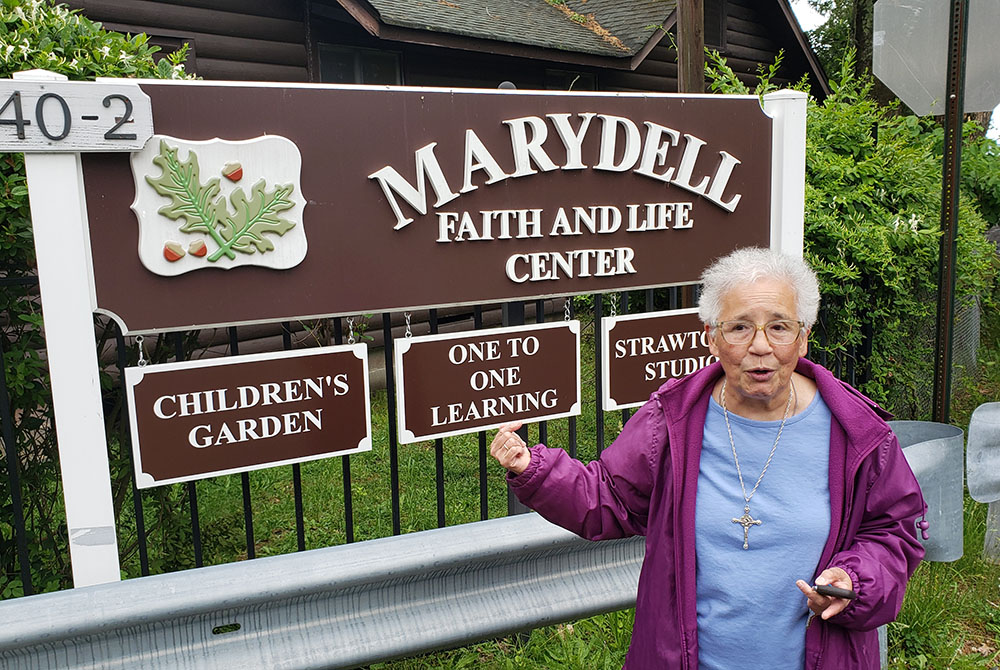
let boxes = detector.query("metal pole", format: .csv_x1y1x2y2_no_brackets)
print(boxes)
502,301,530,516
932,0,970,424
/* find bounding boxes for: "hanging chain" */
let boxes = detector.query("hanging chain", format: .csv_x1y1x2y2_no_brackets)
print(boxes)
404,312,412,338
609,292,619,318
135,334,147,367
721,378,795,506
564,298,572,321
347,317,356,345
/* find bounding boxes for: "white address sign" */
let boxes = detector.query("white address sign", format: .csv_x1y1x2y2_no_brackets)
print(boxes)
0,79,152,152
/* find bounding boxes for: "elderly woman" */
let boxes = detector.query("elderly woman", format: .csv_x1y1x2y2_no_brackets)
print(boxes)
491,247,925,670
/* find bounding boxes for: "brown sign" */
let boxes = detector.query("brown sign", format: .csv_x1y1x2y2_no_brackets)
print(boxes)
125,346,371,488
394,322,580,442
601,309,717,410
82,82,773,333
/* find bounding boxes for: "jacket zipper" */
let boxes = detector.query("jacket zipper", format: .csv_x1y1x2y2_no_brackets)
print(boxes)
813,431,891,670
663,393,693,670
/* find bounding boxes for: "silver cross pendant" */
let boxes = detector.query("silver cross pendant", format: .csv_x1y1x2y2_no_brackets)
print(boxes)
732,505,762,550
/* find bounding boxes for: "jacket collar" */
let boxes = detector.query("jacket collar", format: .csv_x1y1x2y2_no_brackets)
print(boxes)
657,358,893,464
798,358,893,466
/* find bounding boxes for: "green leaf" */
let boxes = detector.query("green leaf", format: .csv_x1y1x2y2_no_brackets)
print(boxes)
144,140,220,235
211,180,296,259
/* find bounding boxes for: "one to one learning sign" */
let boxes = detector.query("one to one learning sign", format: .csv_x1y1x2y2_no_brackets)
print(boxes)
601,308,717,410
394,322,581,443
125,345,371,487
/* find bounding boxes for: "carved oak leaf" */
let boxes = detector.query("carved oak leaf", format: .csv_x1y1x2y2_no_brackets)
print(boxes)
211,180,296,261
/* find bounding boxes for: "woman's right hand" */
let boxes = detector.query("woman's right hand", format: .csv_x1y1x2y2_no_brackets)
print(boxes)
489,422,531,475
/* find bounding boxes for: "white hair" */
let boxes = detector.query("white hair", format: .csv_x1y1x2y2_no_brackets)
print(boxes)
697,247,820,329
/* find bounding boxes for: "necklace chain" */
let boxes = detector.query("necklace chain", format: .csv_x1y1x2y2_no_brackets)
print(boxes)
721,378,795,508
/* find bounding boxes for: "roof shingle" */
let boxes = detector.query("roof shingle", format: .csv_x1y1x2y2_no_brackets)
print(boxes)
363,0,676,58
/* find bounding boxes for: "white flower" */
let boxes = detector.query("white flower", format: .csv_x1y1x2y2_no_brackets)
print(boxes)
68,58,78,70
99,45,111,58
119,52,132,63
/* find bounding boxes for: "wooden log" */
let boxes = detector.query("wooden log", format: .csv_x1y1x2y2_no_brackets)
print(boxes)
600,71,676,92
727,16,770,38
64,0,306,43
196,58,308,81
677,0,705,93
727,0,760,22
154,0,305,21
727,29,780,53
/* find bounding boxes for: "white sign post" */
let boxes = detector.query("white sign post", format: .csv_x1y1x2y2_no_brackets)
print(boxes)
9,69,153,586
4,70,806,587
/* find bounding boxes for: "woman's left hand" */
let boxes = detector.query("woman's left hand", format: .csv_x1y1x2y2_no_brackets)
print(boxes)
796,567,853,620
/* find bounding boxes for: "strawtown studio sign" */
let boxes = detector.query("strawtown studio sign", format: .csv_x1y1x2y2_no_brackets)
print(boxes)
125,346,371,487
601,308,716,410
79,81,774,334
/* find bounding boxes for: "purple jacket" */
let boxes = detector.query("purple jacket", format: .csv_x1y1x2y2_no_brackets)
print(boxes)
509,358,926,669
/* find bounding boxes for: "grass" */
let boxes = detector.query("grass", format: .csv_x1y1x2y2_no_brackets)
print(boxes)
111,301,1000,670
883,301,1000,670
887,498,1000,669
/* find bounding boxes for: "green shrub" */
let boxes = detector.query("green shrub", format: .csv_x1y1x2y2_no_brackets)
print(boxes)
0,0,190,598
706,50,999,415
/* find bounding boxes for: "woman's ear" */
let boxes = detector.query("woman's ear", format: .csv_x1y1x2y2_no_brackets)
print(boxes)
706,324,719,357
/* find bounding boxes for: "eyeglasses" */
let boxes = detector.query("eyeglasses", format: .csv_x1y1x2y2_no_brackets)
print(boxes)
714,319,805,346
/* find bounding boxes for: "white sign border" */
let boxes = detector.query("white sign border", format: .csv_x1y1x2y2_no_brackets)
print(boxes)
124,344,372,489
394,321,581,444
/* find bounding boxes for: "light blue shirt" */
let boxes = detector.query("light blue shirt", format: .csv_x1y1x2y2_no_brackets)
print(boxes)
695,391,832,670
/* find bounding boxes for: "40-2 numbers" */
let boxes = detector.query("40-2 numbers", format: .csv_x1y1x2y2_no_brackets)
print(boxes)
0,89,137,142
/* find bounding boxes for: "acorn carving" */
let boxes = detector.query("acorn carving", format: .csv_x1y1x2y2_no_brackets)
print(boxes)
163,241,185,262
188,239,207,257
222,161,243,182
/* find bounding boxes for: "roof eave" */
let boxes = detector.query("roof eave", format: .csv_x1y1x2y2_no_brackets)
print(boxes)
331,0,638,72
774,0,831,97
335,0,381,37
629,10,677,71
377,23,636,70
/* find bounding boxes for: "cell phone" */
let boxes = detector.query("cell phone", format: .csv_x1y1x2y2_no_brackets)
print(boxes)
814,584,857,600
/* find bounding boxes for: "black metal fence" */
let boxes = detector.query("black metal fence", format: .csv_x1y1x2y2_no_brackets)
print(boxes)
1,283,873,598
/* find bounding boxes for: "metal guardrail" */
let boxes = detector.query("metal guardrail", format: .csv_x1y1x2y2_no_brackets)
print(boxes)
0,513,643,670
968,402,1000,562
878,420,967,668
890,420,965,562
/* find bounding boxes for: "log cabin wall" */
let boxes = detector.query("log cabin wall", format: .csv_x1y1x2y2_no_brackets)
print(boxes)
62,0,311,81
308,3,603,91
723,0,822,90
63,0,825,97
610,0,825,94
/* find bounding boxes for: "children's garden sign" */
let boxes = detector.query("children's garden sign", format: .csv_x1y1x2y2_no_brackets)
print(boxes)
3,69,805,585
126,346,371,488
